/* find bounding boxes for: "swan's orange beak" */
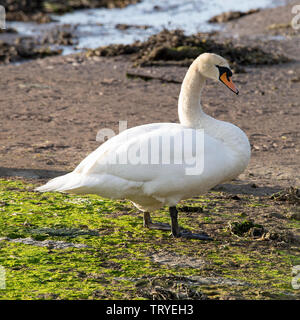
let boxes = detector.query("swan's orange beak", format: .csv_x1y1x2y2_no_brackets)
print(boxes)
220,72,239,95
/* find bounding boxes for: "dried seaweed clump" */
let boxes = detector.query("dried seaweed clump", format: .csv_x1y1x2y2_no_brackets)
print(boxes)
228,220,264,238
3,0,140,22
0,39,62,64
86,29,290,72
271,187,300,204
135,276,207,300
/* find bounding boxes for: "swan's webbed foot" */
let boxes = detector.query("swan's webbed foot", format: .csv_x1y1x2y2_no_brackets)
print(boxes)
143,212,171,231
174,229,213,240
145,222,171,231
169,206,213,241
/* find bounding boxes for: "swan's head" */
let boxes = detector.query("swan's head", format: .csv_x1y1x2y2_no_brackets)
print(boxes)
196,53,239,95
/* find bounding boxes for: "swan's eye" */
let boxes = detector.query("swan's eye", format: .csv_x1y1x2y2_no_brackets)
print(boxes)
226,69,233,78
216,65,232,80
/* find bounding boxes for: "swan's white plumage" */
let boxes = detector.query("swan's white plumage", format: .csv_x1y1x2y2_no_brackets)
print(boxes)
36,53,251,211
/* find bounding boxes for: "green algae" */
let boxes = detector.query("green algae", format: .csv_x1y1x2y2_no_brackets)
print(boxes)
0,179,299,300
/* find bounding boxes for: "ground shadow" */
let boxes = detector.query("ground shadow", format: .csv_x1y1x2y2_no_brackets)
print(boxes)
213,181,282,196
0,167,68,180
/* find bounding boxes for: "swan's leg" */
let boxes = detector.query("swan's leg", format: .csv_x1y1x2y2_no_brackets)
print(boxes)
143,212,171,230
169,206,212,240
169,206,180,236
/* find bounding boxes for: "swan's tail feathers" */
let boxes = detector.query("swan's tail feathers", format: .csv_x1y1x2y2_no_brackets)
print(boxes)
35,173,85,193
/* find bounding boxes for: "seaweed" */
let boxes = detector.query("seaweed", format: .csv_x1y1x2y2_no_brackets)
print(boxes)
86,29,290,72
271,187,300,204
3,0,141,22
0,39,62,64
228,220,264,237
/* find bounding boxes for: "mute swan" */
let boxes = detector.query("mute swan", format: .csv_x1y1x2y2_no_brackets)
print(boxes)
36,53,251,240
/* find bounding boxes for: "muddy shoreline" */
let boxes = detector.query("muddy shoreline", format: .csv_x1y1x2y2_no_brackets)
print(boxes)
1,1,297,65
0,0,141,63
1,1,299,185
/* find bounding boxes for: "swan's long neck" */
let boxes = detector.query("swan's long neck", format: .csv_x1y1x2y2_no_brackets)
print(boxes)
178,62,207,128
178,61,251,172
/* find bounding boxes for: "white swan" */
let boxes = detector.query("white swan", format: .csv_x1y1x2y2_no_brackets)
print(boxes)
36,53,251,240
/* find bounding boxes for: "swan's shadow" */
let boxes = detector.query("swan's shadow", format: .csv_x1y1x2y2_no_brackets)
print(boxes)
213,181,282,197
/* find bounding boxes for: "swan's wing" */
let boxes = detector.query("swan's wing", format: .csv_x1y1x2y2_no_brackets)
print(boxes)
75,123,232,183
